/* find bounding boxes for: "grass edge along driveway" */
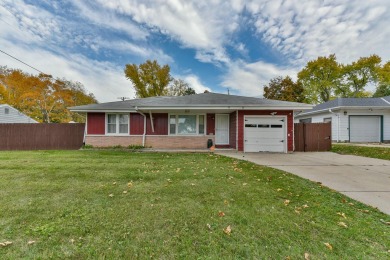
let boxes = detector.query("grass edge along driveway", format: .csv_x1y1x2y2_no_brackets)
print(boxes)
0,150,389,259
332,144,390,160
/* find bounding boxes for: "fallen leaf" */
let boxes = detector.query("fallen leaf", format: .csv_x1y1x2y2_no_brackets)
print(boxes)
176,168,181,172
206,223,212,230
243,183,247,186
191,183,196,186
123,191,128,194
284,200,290,206
358,209,370,213
127,182,133,188
0,241,12,247
285,256,291,260
337,212,347,219
218,211,225,217
348,202,354,206
304,252,310,260
277,188,282,192
108,194,114,197
324,242,333,250
223,225,232,235
302,204,309,208
224,200,229,205
338,222,348,228
380,219,390,225
27,240,35,245
112,182,117,185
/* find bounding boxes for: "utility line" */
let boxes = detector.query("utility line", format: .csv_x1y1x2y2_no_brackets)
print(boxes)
0,49,47,75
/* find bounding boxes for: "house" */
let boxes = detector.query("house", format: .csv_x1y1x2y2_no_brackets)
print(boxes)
69,93,313,152
0,104,38,123
294,96,390,143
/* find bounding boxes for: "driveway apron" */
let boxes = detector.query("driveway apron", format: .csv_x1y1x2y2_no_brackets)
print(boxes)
216,151,390,215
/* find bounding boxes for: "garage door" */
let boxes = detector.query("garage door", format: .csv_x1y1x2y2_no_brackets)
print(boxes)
350,116,381,142
244,117,286,152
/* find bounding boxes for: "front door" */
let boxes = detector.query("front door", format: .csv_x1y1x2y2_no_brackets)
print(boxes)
215,114,229,144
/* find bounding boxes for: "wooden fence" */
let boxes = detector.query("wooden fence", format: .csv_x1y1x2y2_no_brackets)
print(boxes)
0,123,85,150
294,122,331,152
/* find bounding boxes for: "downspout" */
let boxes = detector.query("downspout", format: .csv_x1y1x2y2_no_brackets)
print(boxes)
136,107,147,147
83,113,88,145
149,111,155,133
328,108,339,142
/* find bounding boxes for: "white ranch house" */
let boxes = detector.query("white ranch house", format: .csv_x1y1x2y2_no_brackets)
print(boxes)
295,96,390,143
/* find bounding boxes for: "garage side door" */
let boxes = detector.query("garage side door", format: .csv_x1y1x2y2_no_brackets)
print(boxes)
350,116,380,142
244,117,286,152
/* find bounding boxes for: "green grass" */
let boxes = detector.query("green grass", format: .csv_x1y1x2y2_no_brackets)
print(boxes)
332,144,390,160
0,151,389,259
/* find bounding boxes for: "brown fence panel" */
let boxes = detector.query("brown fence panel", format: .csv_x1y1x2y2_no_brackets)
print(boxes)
0,123,85,150
294,123,331,152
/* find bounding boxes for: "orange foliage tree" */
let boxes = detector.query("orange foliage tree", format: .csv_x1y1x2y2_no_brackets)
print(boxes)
0,66,97,123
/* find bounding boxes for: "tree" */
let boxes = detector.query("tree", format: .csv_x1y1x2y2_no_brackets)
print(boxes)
0,67,97,122
263,76,305,102
124,60,171,98
168,79,196,96
373,61,390,97
297,54,341,103
341,54,381,97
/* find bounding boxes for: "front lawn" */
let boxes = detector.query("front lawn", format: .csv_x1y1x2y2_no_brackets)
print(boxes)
332,144,390,160
0,151,389,259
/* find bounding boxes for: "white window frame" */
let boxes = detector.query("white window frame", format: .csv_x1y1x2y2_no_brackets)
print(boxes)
105,113,130,135
168,114,206,136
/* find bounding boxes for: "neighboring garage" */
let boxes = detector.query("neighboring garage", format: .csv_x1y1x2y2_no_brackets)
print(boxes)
294,96,390,143
350,116,381,142
244,116,286,152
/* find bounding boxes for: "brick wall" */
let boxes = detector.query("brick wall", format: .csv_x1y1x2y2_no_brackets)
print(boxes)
86,135,215,149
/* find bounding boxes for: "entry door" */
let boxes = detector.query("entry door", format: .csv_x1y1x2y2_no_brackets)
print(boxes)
215,114,229,144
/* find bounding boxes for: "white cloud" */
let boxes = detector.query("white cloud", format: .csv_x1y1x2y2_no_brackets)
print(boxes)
0,38,134,102
221,60,297,97
182,74,211,94
94,0,245,64
248,0,390,65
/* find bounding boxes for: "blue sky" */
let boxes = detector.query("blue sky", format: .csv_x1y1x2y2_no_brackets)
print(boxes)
1,0,390,102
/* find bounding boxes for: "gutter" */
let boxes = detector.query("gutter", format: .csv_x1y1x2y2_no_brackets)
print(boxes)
135,106,147,147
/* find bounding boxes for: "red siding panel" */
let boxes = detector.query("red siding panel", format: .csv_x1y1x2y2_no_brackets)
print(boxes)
130,113,144,135
207,113,215,135
229,111,237,149
87,113,105,135
237,110,294,152
146,113,168,135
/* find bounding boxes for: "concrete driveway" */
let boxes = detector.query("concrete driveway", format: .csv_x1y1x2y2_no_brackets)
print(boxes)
216,151,390,215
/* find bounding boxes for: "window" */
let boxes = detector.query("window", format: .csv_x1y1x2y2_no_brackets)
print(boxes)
169,114,205,135
299,118,312,123
323,117,332,123
4,108,9,114
106,114,129,134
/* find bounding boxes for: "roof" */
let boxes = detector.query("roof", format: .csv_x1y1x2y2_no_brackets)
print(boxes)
297,96,390,117
69,92,313,112
0,103,38,123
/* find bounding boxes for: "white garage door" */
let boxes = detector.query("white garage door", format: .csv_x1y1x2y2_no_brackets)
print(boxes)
350,116,381,142
244,117,286,152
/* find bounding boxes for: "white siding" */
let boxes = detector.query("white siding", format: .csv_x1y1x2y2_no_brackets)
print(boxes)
0,105,38,123
296,109,390,142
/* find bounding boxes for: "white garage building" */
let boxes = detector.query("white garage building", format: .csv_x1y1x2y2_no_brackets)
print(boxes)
295,96,390,143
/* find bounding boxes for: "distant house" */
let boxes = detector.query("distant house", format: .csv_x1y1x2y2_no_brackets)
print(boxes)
294,96,390,143
69,93,313,152
0,104,38,123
